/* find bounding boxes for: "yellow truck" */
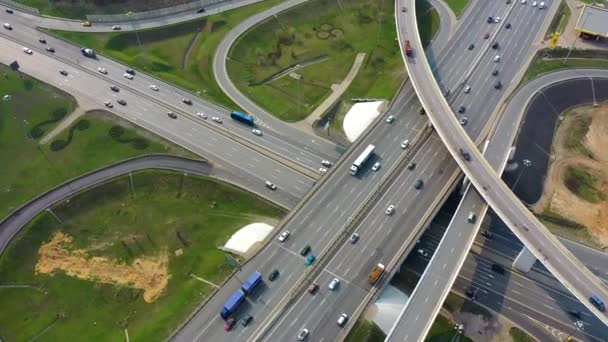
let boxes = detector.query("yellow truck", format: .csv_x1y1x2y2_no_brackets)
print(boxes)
368,263,385,285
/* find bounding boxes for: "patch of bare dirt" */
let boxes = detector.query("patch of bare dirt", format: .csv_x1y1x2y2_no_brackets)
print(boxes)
533,104,608,248
36,231,170,302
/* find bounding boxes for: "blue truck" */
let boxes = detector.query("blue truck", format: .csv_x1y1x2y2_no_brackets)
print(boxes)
230,111,255,126
241,271,262,295
220,290,245,319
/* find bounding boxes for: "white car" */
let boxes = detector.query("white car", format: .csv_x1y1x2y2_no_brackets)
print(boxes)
23,47,32,54
494,16,501,23
328,278,340,290
493,55,501,62
539,1,544,8
196,112,207,119
252,129,262,136
149,85,159,91
321,160,333,167
212,116,222,123
112,25,121,30
372,162,381,171
4,23,12,30
464,85,471,93
385,115,394,123
97,67,108,74
337,313,349,327
123,73,133,80
297,329,309,341
385,204,395,215
532,1,537,6
400,139,410,149
521,0,526,3
319,167,327,174
104,101,113,108
278,230,290,242
417,249,429,257
460,117,468,126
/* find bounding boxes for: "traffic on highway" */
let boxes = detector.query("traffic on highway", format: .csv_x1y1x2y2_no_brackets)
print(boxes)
1,0,607,341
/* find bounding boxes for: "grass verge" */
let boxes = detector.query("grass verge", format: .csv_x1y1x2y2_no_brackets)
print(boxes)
444,0,469,17
564,165,605,203
0,64,193,220
50,0,286,109
427,314,473,342
0,170,285,341
524,49,608,82
509,326,537,342
345,319,386,342
563,114,593,157
226,0,403,121
544,0,571,38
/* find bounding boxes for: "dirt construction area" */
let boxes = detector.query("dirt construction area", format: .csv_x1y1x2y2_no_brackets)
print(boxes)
36,231,170,302
533,104,608,248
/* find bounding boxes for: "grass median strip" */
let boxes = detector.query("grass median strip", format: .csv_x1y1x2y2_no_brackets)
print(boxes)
0,170,285,341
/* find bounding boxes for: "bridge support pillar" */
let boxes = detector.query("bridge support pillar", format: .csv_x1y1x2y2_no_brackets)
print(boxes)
513,246,536,273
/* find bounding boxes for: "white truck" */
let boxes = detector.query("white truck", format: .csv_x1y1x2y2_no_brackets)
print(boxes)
350,144,375,175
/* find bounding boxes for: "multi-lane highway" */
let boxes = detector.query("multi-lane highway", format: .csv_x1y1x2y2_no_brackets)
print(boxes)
398,0,608,328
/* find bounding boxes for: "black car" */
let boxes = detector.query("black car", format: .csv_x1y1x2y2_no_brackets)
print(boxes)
167,112,178,119
487,16,493,23
465,287,475,298
407,162,416,170
494,80,502,89
492,69,499,76
197,7,206,13
568,310,582,320
241,315,253,327
268,269,279,281
480,230,493,239
117,99,127,106
491,263,505,274
419,107,426,115
414,179,424,190
5,8,14,14
505,23,512,29
39,38,46,44
468,43,474,50
300,245,311,256
59,70,68,76
110,85,120,92
491,42,499,50
125,69,135,75
462,152,471,161
46,47,55,53
458,106,466,114
182,98,193,105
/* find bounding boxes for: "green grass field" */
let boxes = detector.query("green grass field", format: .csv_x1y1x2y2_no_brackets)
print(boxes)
0,170,285,341
444,0,469,17
226,0,403,121
51,0,285,109
509,327,537,342
564,165,605,203
346,319,386,342
0,64,192,220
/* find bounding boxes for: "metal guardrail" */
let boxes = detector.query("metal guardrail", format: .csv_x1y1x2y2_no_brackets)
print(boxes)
86,0,220,22
0,0,39,14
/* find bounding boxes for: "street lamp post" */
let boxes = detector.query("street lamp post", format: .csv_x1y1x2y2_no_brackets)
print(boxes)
126,12,143,51
512,159,531,191
564,13,588,65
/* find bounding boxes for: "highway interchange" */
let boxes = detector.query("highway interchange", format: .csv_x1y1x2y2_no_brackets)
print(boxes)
1,0,608,341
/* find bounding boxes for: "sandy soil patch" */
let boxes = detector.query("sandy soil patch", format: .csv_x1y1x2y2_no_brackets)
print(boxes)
36,231,170,303
533,104,608,247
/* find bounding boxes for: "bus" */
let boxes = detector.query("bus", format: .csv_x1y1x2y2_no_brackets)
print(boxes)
230,111,255,126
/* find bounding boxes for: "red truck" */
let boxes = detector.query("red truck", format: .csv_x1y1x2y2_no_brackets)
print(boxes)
404,40,413,56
